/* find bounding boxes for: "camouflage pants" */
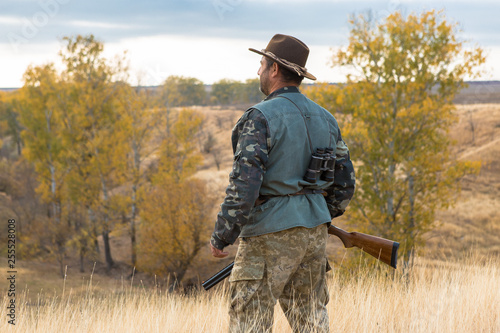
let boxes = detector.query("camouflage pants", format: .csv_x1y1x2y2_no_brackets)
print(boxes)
228,224,330,333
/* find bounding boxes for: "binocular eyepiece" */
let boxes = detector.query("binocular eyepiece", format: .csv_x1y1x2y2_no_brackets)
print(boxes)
303,147,335,183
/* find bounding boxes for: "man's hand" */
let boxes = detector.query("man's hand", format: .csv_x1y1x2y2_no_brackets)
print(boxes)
210,244,229,258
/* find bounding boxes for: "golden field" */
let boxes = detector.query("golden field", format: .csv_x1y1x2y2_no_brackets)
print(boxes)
1,256,498,332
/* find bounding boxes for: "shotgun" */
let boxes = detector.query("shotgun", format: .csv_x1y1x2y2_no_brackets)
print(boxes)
202,225,399,290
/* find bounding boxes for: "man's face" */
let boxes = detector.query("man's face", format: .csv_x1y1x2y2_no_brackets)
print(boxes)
258,56,271,95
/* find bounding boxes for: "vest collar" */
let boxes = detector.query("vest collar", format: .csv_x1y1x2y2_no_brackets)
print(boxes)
265,86,300,101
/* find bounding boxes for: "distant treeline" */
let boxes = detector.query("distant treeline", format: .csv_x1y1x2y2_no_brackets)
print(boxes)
127,76,263,108
0,76,264,108
4,80,500,105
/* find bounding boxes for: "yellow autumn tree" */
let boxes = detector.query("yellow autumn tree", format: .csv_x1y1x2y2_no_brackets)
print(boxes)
58,34,129,271
138,108,214,283
113,83,163,267
138,178,212,283
309,10,485,264
18,64,72,277
157,108,204,181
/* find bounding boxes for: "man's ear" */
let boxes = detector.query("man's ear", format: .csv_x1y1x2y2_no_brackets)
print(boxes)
270,62,280,78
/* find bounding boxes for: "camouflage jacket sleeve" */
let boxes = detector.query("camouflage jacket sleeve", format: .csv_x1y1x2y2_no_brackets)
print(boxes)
324,129,356,219
211,109,269,250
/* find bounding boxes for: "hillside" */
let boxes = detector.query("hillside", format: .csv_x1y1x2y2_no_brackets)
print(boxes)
3,102,498,294
424,104,500,259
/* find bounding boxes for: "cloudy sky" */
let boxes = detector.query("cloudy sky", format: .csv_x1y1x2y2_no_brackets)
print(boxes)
1,0,499,87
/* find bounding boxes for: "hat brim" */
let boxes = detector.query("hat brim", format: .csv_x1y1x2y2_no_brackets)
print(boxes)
249,48,317,81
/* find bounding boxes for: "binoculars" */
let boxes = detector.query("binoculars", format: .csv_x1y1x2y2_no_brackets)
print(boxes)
303,147,335,183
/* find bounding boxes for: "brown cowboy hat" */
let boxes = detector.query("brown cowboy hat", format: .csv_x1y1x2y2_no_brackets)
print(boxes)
249,34,316,80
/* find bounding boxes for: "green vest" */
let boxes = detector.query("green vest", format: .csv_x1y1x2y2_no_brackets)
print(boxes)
239,91,341,237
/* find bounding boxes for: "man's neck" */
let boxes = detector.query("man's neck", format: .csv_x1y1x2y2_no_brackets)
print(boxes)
268,82,299,96
265,86,300,100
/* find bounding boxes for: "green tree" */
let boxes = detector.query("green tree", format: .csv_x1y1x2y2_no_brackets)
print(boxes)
241,78,263,104
211,79,242,105
319,11,485,264
160,76,206,107
0,92,23,156
210,78,262,106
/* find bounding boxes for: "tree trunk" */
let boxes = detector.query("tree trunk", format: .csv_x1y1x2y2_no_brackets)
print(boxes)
126,194,137,267
130,139,139,267
131,219,137,267
16,139,22,156
57,244,65,279
98,168,114,271
88,208,100,254
79,245,86,273
102,230,114,271
405,172,416,269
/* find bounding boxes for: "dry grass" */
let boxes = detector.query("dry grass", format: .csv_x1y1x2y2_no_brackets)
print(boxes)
1,256,498,332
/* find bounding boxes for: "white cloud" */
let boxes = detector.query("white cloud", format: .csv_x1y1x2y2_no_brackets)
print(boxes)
0,16,22,25
1,37,499,88
480,46,500,81
0,41,62,87
111,36,351,86
105,35,265,86
68,20,140,30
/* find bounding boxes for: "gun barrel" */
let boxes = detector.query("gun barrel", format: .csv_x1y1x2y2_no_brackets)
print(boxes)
202,262,234,290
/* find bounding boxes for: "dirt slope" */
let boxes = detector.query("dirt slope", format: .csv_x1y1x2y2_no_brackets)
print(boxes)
424,104,500,259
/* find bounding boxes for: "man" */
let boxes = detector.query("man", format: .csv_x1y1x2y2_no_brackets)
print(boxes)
210,34,355,333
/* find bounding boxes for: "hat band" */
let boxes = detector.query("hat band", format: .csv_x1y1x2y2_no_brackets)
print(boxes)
264,50,308,77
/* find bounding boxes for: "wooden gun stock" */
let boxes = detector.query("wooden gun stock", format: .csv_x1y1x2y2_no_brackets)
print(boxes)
202,226,399,291
328,225,399,269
